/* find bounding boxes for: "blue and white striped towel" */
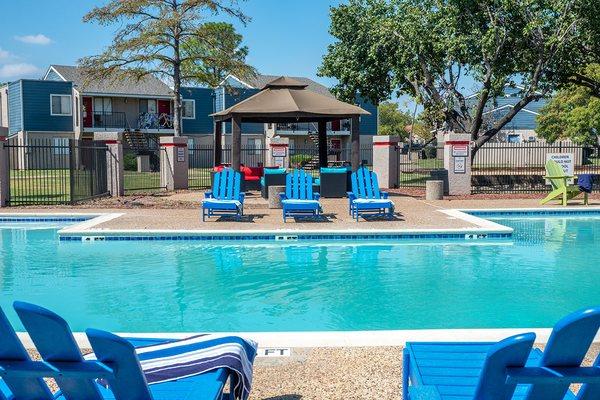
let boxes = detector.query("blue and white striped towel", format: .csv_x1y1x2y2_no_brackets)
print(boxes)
88,335,258,400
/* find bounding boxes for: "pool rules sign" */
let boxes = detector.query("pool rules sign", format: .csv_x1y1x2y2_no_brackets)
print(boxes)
546,153,574,184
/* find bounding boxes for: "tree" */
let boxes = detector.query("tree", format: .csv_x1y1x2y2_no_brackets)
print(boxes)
378,101,431,140
80,0,252,137
378,102,412,137
181,22,256,88
319,0,600,156
537,65,600,145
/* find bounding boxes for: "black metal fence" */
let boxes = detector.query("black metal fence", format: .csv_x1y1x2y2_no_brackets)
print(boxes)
472,141,600,193
188,144,374,188
398,143,445,187
6,138,110,205
123,147,165,193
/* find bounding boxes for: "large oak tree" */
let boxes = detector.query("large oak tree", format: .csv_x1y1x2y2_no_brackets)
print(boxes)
80,0,254,137
319,0,600,156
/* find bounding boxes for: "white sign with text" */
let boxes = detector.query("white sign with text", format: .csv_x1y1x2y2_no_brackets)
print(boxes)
546,153,574,184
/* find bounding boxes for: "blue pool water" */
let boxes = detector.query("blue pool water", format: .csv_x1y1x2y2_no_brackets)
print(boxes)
0,216,599,332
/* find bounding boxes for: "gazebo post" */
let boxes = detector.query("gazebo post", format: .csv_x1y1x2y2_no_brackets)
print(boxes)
351,115,361,170
213,120,222,166
231,114,242,171
318,121,328,168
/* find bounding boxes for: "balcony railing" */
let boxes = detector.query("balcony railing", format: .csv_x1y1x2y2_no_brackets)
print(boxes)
276,121,351,132
137,113,174,130
92,111,127,130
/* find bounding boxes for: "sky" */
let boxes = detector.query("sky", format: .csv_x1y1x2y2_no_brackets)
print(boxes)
0,1,343,84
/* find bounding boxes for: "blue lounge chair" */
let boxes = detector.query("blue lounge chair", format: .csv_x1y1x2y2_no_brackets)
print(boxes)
347,167,395,221
279,170,322,222
0,302,234,400
202,168,245,221
403,306,600,400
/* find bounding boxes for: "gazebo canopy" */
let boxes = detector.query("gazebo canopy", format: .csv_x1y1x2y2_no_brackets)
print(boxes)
211,76,370,171
211,76,370,123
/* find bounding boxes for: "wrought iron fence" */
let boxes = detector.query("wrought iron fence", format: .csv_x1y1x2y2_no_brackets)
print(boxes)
398,142,445,187
472,141,600,193
123,147,165,193
6,138,109,205
188,145,214,189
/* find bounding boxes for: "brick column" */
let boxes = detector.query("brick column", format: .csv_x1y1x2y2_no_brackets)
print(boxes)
0,134,9,207
94,131,124,197
160,136,189,191
372,135,400,189
443,133,471,195
269,137,289,168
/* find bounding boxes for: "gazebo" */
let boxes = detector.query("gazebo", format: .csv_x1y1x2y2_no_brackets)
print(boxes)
210,77,370,171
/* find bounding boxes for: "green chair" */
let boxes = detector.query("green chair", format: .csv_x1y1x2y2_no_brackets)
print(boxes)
540,159,587,206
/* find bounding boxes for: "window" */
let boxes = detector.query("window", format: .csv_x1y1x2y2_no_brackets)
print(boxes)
93,97,112,114
246,138,262,155
139,99,157,114
52,137,69,155
75,97,79,126
50,95,72,116
182,99,195,119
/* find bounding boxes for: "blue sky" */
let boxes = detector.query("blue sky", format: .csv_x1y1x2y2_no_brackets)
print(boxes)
0,0,343,83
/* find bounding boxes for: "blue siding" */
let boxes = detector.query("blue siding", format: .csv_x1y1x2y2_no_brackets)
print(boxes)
181,87,214,134
357,96,377,135
224,88,263,134
8,81,23,135
21,80,73,132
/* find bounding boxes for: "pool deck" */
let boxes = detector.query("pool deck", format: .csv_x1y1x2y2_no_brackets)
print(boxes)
5,190,599,232
6,192,600,399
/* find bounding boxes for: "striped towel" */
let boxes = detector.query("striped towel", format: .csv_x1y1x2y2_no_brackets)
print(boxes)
87,335,258,400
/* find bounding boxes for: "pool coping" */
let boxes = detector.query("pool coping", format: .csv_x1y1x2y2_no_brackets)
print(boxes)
16,328,600,349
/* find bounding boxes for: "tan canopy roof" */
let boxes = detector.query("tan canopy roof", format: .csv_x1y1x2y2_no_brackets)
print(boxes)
211,76,370,123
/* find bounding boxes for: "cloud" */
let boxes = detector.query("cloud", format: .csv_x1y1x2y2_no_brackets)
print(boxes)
0,48,12,61
0,63,42,79
15,34,52,45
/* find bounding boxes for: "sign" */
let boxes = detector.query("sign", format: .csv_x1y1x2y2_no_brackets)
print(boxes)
452,144,469,157
546,153,574,184
177,147,185,162
271,146,287,157
454,156,466,174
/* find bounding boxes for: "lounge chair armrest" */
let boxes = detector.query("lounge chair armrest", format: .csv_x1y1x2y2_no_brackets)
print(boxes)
204,191,214,199
347,192,356,201
506,366,600,385
239,192,246,202
279,193,288,201
314,193,321,200
381,192,389,199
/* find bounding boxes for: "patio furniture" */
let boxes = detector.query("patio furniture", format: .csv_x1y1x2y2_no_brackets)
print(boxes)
403,306,600,400
260,168,287,199
202,168,244,221
279,169,322,222
540,159,585,206
319,167,350,198
348,167,395,221
0,301,247,400
240,165,263,191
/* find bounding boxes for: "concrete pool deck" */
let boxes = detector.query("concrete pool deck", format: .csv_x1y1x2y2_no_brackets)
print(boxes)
5,190,599,232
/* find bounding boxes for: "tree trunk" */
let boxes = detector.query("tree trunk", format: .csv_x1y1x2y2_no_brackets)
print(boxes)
173,61,182,137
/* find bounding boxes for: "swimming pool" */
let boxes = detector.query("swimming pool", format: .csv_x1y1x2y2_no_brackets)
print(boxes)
0,213,598,332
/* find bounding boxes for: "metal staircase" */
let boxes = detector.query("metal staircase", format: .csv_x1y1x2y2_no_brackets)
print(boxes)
123,130,160,154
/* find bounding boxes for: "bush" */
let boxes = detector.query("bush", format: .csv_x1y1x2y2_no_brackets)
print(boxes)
290,153,314,167
124,153,138,171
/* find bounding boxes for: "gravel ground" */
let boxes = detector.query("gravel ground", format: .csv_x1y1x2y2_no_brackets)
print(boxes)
27,344,599,399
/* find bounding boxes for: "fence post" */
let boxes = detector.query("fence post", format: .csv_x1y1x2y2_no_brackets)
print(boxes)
94,131,124,197
372,135,400,189
443,133,472,195
160,136,189,191
0,132,8,207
